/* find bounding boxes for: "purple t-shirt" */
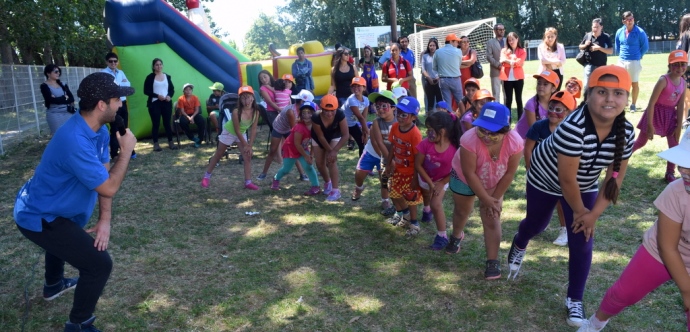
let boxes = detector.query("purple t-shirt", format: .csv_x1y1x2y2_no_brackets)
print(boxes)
416,139,457,182
516,96,548,139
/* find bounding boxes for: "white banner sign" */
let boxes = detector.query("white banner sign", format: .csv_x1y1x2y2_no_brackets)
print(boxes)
354,26,401,48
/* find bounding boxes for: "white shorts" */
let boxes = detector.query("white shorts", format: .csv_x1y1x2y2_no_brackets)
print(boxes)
418,174,449,191
219,131,246,146
617,60,642,82
311,137,341,147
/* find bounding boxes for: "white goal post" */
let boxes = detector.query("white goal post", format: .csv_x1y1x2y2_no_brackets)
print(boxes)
409,17,497,68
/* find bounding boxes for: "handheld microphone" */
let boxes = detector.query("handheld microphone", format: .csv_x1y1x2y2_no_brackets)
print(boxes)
115,115,126,136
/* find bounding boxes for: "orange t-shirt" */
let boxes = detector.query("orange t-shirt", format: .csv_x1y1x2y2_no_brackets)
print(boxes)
388,122,422,175
177,95,201,115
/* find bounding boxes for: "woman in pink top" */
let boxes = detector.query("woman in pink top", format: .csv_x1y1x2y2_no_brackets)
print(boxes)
632,50,688,183
578,129,690,332
538,27,566,90
415,112,461,251
448,102,523,280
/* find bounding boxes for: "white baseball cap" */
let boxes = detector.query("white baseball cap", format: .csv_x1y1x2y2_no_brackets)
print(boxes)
392,86,408,99
291,89,314,102
658,126,690,168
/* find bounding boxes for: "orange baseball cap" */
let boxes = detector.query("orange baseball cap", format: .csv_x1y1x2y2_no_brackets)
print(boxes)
351,77,366,86
238,85,254,95
589,65,632,93
445,33,460,42
532,70,560,87
566,77,583,98
549,90,577,111
669,50,688,64
320,94,339,111
472,89,495,102
281,74,295,82
463,77,480,90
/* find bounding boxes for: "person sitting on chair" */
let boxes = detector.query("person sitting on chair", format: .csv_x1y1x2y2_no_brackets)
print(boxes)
176,83,206,148
207,82,225,140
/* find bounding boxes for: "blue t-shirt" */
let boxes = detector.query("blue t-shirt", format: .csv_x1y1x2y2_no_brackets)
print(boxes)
14,113,110,231
342,94,370,127
525,119,554,145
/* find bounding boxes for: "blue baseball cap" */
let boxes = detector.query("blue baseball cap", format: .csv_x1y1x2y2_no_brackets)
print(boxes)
436,101,449,110
300,101,318,112
396,96,420,115
472,102,511,132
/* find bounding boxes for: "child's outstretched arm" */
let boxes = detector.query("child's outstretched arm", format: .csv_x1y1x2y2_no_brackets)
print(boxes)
658,210,690,311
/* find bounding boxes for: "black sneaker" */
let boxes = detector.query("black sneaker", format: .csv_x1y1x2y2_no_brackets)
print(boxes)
347,139,355,150
507,235,526,280
64,316,101,332
445,231,465,254
484,260,501,280
43,277,78,301
566,297,585,327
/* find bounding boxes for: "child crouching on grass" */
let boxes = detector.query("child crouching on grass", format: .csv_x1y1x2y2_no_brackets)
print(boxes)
449,102,523,279
383,96,423,235
415,111,461,249
202,86,260,190
271,102,320,195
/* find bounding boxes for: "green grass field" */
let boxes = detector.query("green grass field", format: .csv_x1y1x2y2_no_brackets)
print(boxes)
0,53,686,331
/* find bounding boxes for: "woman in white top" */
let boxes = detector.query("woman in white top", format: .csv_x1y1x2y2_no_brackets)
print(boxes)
143,58,176,151
538,27,567,90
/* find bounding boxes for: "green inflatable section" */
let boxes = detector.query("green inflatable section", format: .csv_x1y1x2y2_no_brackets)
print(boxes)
116,43,215,138
219,40,250,62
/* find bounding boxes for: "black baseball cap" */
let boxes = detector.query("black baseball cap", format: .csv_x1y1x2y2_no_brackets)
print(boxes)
77,72,135,102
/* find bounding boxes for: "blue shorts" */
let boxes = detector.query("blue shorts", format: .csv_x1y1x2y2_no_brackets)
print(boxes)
271,130,290,139
449,169,474,196
356,151,381,172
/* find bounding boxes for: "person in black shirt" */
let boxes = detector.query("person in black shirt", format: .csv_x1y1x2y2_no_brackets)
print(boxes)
579,18,613,93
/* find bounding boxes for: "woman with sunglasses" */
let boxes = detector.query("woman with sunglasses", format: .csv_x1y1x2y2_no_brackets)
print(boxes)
507,66,635,328
329,47,359,108
421,38,442,114
448,102,523,280
40,64,75,135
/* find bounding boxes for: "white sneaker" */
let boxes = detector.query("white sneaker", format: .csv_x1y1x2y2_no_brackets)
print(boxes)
553,227,568,246
577,319,603,332
566,297,585,327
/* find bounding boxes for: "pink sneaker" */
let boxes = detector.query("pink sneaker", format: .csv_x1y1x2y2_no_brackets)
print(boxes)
201,177,210,188
271,179,280,190
303,186,321,196
244,182,259,190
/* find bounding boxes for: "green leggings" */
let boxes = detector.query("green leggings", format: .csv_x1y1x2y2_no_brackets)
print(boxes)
274,156,319,186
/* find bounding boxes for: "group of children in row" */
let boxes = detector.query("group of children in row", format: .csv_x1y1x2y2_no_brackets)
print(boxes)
190,50,690,330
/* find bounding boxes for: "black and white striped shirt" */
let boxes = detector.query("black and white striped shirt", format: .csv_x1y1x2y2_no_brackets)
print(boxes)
527,106,635,195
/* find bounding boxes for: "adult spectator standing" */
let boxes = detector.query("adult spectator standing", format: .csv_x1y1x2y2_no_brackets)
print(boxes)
433,33,465,114
421,38,442,114
292,47,314,92
14,72,136,332
381,43,412,92
580,18,613,94
486,24,506,104
615,11,649,112
459,35,478,89
399,36,418,98
102,52,136,160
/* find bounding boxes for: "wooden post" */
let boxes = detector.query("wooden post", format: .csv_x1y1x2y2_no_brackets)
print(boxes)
390,0,397,42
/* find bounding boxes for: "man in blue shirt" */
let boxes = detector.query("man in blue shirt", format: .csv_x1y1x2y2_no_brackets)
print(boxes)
101,52,136,160
14,72,136,332
398,35,418,99
614,11,649,112
433,33,466,114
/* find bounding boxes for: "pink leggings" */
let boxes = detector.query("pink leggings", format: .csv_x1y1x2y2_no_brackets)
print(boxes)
598,245,689,331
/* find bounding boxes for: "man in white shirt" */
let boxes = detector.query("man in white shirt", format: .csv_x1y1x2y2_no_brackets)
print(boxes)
102,52,136,160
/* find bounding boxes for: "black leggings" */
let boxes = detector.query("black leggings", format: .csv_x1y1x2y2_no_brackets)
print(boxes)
349,125,364,156
503,80,525,121
148,100,173,143
109,101,135,158
423,82,443,114
18,218,112,323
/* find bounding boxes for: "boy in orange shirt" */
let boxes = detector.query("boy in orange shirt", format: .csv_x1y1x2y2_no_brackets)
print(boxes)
176,83,206,147
383,96,424,235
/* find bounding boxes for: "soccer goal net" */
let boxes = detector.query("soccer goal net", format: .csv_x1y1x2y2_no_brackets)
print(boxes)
409,17,497,67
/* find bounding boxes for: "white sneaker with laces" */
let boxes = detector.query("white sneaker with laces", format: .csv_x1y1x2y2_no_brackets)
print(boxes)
507,237,526,280
566,297,585,327
553,227,568,246
576,319,603,332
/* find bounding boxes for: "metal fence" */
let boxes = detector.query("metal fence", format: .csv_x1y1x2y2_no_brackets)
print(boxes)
0,65,101,155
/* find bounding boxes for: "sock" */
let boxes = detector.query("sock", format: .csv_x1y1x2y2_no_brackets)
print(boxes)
204,172,212,179
423,206,431,212
410,219,419,226
356,185,364,190
245,180,252,185
589,315,608,330
437,231,447,238
401,208,410,215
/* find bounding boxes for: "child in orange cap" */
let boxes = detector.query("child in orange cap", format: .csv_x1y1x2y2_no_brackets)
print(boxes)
460,89,495,134
632,50,688,183
274,74,295,109
516,69,559,139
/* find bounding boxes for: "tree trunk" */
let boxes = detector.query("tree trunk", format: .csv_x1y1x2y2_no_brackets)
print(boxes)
43,42,53,65
0,21,13,64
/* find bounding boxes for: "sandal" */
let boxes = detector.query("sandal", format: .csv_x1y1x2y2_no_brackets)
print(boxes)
351,186,364,201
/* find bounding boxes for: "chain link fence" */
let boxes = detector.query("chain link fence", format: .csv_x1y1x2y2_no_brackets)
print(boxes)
0,65,101,155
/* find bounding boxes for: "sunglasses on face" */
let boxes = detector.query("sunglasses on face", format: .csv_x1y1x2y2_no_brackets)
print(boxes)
52,70,60,73
476,127,502,141
108,60,118,64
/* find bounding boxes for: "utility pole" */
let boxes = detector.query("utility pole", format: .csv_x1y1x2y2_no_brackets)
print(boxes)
390,0,398,42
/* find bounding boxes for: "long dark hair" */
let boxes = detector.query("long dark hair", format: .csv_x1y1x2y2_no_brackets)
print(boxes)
151,58,162,73
680,14,690,37
505,32,522,52
43,64,62,86
423,38,439,55
236,91,258,123
258,70,275,87
425,111,462,149
603,111,627,204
